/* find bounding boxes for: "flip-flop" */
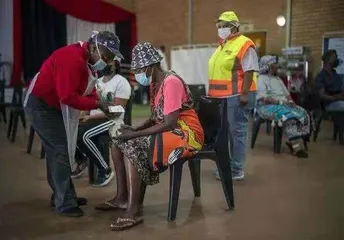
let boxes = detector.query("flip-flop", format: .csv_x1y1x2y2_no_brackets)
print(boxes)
94,201,126,211
110,216,143,231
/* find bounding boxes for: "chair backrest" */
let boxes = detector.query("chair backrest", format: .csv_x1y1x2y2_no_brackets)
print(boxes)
187,84,206,112
198,96,224,148
0,80,4,103
123,88,134,126
11,85,23,106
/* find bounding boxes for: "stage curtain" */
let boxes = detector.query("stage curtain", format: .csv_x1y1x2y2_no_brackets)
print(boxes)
66,15,115,45
21,0,66,82
43,0,136,50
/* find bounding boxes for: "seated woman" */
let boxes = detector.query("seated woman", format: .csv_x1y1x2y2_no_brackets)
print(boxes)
256,55,311,158
72,59,131,187
95,42,204,231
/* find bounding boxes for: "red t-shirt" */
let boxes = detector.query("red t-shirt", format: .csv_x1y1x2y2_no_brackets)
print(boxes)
31,43,97,110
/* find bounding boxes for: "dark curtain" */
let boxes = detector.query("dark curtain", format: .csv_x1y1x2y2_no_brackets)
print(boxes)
21,0,66,82
116,20,132,64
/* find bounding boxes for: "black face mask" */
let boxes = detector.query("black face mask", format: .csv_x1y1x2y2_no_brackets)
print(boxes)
100,65,114,76
332,59,340,68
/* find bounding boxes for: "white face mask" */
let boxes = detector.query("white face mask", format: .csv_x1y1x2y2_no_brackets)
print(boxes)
218,27,232,40
90,35,107,71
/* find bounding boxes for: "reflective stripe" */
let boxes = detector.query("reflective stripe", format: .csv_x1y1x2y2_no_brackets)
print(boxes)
209,83,228,90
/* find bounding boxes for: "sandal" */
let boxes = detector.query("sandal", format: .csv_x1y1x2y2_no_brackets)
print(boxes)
94,201,126,211
295,149,308,158
110,216,143,231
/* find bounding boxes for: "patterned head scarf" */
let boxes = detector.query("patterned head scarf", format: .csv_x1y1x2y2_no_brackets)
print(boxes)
90,31,123,59
259,55,278,74
131,42,163,70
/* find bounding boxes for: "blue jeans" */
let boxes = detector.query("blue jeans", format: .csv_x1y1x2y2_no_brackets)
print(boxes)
326,100,344,112
24,95,78,213
227,92,256,173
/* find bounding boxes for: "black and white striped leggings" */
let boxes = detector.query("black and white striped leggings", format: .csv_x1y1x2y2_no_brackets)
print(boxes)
76,119,114,171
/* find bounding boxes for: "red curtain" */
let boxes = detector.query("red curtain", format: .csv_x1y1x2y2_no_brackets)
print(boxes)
42,0,137,49
43,0,134,23
10,0,137,86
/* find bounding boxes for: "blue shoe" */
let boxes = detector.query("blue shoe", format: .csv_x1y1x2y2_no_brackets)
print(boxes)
92,171,114,187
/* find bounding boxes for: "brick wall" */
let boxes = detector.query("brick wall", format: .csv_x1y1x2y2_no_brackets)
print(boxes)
133,0,286,63
291,0,344,75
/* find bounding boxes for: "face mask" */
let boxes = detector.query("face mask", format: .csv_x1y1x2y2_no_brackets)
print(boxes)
218,27,231,40
90,36,107,71
135,68,152,86
100,65,114,76
333,58,343,68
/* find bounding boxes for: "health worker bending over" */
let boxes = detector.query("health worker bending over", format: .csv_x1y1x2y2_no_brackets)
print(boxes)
24,31,123,217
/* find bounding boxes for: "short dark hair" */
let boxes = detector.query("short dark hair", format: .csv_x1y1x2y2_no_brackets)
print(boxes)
322,49,337,63
160,45,165,52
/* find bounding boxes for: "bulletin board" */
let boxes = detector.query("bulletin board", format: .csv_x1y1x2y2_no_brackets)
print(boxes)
323,32,344,77
244,31,267,58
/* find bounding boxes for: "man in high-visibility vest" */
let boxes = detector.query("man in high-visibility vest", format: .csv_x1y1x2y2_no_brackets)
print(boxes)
208,11,259,181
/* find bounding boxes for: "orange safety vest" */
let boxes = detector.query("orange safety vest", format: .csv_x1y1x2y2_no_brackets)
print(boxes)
208,35,257,97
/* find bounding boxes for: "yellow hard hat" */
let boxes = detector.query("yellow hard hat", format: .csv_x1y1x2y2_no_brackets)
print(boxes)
218,11,239,23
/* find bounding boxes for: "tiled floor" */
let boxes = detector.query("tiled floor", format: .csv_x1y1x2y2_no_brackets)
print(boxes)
0,120,343,240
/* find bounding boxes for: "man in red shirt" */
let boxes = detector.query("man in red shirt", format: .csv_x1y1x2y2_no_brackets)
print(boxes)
24,31,123,217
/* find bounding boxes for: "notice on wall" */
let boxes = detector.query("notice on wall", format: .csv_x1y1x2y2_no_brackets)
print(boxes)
328,38,344,75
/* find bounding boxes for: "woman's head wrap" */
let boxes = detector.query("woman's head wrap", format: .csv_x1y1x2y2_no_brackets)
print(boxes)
259,55,278,74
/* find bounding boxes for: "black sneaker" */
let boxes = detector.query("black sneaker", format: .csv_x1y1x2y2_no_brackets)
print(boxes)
59,207,84,218
92,171,115,187
71,162,87,179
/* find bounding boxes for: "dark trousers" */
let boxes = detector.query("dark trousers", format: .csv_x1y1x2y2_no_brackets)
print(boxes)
76,119,112,175
24,95,78,213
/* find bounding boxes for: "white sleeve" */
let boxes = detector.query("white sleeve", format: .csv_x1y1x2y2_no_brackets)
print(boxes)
241,47,259,72
114,77,132,100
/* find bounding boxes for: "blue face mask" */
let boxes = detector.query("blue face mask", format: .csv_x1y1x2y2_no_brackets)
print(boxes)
135,68,152,86
90,36,107,71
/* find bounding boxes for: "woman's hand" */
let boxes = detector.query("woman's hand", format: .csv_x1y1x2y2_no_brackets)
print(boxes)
264,97,278,105
286,101,297,107
120,124,134,131
116,128,137,141
96,101,114,114
80,115,91,123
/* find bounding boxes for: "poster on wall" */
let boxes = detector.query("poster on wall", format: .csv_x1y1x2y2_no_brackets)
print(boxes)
244,31,267,58
328,38,344,75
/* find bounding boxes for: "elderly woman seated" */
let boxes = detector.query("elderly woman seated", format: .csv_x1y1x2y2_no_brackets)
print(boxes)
256,55,311,158
95,42,204,231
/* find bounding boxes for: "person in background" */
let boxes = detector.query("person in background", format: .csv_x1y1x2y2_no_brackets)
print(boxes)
24,31,122,217
95,42,204,231
256,55,311,158
157,45,169,71
315,49,344,112
208,11,259,180
72,59,131,187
